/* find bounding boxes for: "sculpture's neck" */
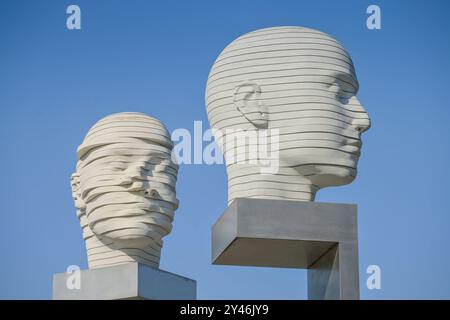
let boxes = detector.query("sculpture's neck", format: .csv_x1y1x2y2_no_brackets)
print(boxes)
226,164,318,206
84,236,162,269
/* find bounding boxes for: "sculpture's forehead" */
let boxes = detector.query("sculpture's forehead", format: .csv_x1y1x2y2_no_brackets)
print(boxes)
207,26,357,91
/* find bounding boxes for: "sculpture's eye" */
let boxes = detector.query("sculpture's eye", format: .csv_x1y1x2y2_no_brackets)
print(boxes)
329,83,346,102
338,93,350,105
109,164,126,172
145,189,159,199
330,81,352,105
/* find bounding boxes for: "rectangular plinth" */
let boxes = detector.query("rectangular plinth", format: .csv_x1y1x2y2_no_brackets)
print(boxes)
53,262,196,300
211,198,359,299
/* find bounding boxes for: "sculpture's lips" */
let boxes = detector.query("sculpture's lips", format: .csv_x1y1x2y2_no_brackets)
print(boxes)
346,139,362,148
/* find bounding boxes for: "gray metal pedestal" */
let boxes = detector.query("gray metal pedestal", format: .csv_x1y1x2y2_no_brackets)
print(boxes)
53,262,197,300
211,198,359,300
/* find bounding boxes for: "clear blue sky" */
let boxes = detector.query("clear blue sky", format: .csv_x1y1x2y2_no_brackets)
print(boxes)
1,0,450,299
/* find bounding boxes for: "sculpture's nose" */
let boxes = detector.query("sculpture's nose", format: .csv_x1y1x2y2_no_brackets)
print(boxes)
120,165,145,187
351,97,371,134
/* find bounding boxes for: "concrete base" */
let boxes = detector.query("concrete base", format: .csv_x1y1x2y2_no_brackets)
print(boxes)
211,198,359,300
53,262,196,300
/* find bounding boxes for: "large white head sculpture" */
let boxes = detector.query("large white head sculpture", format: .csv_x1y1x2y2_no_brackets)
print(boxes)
71,112,179,269
205,26,371,204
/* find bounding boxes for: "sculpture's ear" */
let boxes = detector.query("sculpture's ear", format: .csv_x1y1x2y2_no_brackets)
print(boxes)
233,81,268,129
71,172,86,218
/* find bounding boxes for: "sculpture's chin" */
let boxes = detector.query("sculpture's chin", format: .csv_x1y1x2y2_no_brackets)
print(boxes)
308,165,357,188
91,222,166,249
86,203,173,250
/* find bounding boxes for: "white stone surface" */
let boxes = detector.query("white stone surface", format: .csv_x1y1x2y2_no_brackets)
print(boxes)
53,263,196,300
205,26,371,204
71,112,179,269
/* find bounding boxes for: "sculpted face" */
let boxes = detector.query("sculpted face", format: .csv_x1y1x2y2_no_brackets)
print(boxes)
71,113,178,268
77,150,177,248
206,26,371,202
272,68,368,188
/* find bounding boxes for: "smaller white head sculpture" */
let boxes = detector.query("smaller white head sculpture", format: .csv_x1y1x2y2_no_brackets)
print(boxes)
205,26,371,204
71,112,179,269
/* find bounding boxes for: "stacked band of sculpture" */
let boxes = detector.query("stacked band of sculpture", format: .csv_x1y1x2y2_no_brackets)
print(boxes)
205,26,371,205
71,112,178,269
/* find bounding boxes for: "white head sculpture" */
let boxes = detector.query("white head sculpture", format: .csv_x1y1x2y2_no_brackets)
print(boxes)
205,26,371,204
71,112,179,269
